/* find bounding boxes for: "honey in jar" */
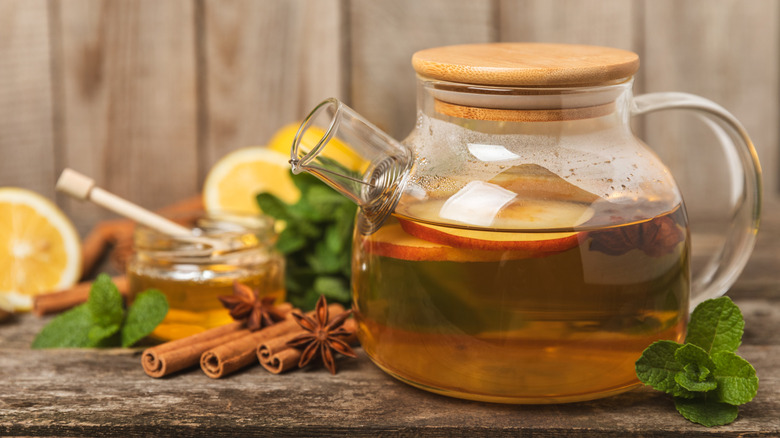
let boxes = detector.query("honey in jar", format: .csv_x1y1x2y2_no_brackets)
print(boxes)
127,214,284,340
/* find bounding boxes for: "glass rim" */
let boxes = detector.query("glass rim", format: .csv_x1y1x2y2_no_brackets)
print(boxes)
291,98,342,174
132,211,276,260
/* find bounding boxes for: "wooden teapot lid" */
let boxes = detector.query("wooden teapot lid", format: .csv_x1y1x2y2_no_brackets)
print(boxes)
412,43,639,87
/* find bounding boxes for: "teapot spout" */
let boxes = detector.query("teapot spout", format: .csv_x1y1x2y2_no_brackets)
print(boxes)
290,98,412,233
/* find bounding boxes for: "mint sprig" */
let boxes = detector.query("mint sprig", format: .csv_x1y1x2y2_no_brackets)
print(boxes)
257,170,356,310
636,297,758,426
32,274,168,349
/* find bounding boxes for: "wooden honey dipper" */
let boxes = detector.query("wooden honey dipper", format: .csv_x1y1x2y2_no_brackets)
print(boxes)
56,168,226,253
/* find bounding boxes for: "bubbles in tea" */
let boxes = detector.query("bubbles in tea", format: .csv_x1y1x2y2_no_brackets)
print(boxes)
353,200,689,403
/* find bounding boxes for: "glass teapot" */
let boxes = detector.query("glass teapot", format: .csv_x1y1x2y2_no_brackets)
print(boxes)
289,43,761,403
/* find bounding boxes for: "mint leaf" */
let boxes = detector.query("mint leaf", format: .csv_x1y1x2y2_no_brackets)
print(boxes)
122,289,168,347
307,240,344,273
635,340,694,398
307,185,346,219
288,203,328,232
685,297,743,354
256,193,292,221
673,343,717,392
276,228,307,254
712,351,759,405
674,397,739,427
88,324,122,345
675,343,715,370
87,274,124,327
325,222,347,253
675,364,718,392
313,276,351,302
31,304,93,348
85,273,124,345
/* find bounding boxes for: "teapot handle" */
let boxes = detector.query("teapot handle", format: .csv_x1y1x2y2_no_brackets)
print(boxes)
631,92,762,310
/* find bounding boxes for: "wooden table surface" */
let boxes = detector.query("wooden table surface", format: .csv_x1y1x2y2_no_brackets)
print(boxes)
2,213,778,437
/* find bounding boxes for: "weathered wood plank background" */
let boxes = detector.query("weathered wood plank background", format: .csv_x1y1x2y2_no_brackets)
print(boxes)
1,0,778,234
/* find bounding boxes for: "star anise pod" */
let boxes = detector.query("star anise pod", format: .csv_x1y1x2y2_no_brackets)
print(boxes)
589,215,685,257
286,295,357,374
218,282,286,331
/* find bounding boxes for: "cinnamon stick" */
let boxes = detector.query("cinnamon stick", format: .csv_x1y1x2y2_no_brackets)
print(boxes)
155,195,204,218
260,347,302,375
200,320,299,378
142,321,248,378
199,304,343,379
257,330,308,374
80,221,119,279
258,317,358,374
33,275,129,316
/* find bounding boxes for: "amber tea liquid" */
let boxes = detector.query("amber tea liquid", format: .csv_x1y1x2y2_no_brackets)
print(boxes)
353,205,689,403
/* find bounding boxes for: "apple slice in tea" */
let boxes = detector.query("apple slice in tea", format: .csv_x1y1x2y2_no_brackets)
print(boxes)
396,164,596,252
397,199,591,253
363,220,552,262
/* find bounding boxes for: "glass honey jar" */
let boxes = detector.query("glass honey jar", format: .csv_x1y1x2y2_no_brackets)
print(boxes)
127,213,285,341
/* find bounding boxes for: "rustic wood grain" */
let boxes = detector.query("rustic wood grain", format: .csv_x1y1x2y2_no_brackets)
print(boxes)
199,0,344,181
52,0,200,234
0,309,776,436
349,0,496,140
642,0,780,211
498,0,638,51
0,0,56,199
498,0,640,85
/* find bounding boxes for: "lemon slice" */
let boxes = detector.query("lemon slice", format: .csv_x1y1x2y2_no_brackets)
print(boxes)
0,188,81,311
203,147,300,215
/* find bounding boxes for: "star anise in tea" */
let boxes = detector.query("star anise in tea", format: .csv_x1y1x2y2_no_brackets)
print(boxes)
589,215,685,257
286,295,357,374
218,282,286,331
